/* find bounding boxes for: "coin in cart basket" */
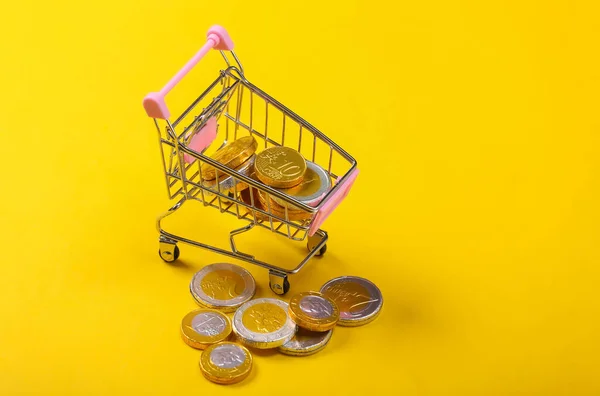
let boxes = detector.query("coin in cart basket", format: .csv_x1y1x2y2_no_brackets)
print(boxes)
288,291,339,332
320,276,383,327
237,187,271,221
232,298,296,349
190,263,256,313
239,187,310,222
199,341,253,384
272,161,331,207
257,190,311,221
203,154,256,194
180,309,232,349
254,146,307,188
201,135,258,181
278,327,333,356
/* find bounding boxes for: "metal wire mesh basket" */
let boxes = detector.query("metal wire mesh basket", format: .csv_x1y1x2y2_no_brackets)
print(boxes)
144,26,358,294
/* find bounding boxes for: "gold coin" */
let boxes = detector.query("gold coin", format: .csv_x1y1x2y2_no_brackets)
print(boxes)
288,291,339,332
260,193,311,221
272,161,332,207
202,154,255,194
181,309,232,349
254,146,307,188
278,328,333,356
199,342,252,385
201,136,258,181
238,187,270,221
238,187,311,222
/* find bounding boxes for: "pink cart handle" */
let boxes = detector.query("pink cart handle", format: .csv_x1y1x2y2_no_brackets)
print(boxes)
308,168,359,236
143,25,234,119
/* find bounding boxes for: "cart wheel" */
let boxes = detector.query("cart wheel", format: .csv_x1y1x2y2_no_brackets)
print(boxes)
307,242,327,257
269,271,290,295
159,245,180,263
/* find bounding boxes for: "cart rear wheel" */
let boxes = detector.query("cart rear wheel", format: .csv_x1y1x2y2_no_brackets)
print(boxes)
307,242,327,257
159,245,180,263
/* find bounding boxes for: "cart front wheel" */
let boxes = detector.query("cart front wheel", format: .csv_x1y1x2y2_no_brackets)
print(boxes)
307,242,327,257
269,271,290,295
159,245,180,263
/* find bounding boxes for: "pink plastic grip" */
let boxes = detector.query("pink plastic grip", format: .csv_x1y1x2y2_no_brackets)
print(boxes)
184,116,218,163
143,25,234,119
308,168,359,236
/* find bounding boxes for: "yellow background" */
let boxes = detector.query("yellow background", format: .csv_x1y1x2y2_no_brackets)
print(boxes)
1,0,599,395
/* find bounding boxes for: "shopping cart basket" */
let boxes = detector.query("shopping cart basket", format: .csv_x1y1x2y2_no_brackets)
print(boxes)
143,26,359,294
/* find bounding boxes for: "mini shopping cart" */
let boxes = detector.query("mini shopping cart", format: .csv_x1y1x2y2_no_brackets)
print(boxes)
143,26,359,295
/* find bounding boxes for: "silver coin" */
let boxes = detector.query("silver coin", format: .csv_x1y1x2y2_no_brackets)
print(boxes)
320,276,383,326
191,312,228,336
232,298,296,349
278,328,333,356
271,161,331,207
210,343,247,369
190,263,256,312
202,154,255,192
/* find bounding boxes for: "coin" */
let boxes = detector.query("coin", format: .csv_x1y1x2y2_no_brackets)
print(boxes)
237,187,271,221
203,154,255,193
272,161,331,207
320,276,383,326
254,146,307,188
238,187,310,222
190,263,256,312
201,136,258,181
180,309,232,349
199,342,252,384
278,328,333,356
288,291,339,331
257,190,311,221
232,298,297,349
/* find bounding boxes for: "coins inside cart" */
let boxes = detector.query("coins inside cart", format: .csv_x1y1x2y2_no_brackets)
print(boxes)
272,161,331,207
278,328,333,356
258,191,311,221
233,298,296,349
254,146,307,188
320,276,383,326
203,154,255,194
238,187,309,222
190,263,256,313
180,309,232,349
201,135,258,181
288,291,339,332
237,187,271,221
199,342,253,385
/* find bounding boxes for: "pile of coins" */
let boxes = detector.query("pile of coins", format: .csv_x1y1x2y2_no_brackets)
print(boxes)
202,135,332,219
181,263,383,384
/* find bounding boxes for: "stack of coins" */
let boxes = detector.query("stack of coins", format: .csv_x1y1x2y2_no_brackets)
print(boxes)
201,135,258,194
180,262,383,385
279,291,339,356
235,146,332,221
